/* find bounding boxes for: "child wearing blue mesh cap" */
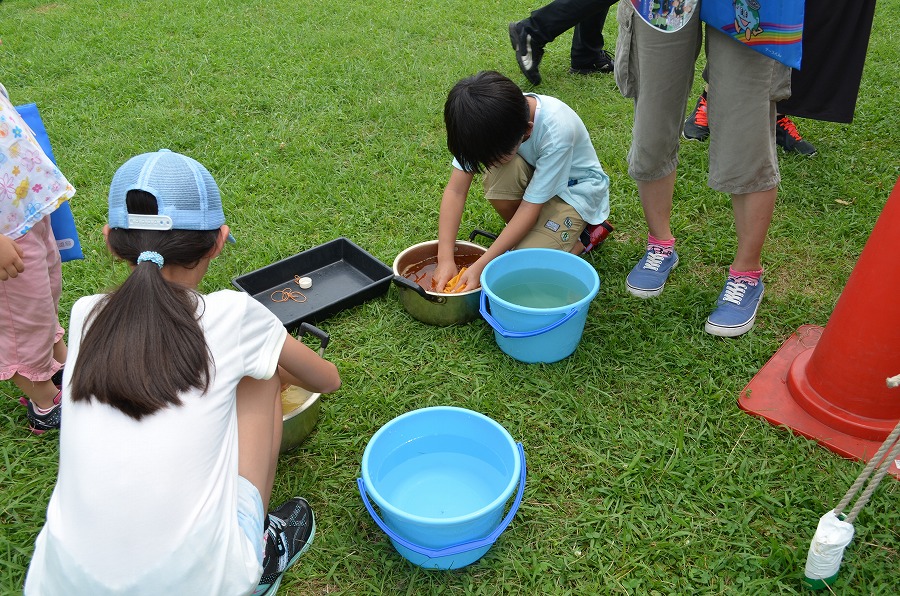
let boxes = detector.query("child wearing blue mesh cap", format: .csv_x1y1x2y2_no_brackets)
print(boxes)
25,150,341,596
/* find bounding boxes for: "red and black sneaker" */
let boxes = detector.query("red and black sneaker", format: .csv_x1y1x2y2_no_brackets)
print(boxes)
580,220,614,254
683,93,709,141
776,115,817,156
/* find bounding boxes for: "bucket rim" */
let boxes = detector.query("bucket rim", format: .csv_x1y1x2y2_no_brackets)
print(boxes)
481,248,600,313
361,406,521,526
281,388,320,423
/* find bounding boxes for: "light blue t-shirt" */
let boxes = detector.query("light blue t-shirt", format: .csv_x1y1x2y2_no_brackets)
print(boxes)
453,93,610,224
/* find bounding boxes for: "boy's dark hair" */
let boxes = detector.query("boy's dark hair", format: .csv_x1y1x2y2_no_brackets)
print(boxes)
444,71,530,173
70,190,219,420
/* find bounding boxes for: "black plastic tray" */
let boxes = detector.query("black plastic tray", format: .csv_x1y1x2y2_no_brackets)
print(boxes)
232,238,392,331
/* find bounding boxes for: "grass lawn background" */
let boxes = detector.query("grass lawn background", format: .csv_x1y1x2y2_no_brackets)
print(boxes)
1,0,898,594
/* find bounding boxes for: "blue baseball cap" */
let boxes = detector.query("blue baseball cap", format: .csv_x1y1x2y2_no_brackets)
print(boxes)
108,149,235,242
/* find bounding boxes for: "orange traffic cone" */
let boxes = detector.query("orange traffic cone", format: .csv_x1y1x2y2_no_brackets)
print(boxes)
739,176,900,478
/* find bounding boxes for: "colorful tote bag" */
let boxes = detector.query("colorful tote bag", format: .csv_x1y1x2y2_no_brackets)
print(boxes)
629,0,700,33
14,103,84,262
700,0,804,69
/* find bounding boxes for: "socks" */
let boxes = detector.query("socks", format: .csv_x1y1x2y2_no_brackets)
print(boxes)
34,390,62,415
729,266,763,285
644,235,762,285
647,234,675,255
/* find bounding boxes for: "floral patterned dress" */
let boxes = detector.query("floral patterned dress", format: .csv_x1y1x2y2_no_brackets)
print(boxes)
0,94,75,240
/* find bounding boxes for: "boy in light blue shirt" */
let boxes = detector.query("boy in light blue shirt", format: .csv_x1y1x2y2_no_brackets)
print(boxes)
434,71,612,293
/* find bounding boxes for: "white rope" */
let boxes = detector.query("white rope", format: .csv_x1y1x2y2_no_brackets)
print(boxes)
834,421,900,521
805,374,900,585
833,374,900,520
845,438,900,523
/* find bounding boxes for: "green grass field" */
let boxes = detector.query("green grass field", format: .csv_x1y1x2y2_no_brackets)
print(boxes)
1,1,898,594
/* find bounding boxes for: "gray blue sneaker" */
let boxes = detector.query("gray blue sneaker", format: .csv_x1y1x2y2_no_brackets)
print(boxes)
705,276,765,337
626,247,679,298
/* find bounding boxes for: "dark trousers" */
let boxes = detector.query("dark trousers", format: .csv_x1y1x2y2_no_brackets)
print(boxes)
776,0,876,123
521,0,620,68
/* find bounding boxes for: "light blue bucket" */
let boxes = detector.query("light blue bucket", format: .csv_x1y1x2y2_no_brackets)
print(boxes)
479,248,600,363
358,406,525,570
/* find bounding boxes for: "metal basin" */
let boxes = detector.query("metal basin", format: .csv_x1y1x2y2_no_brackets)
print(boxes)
281,386,321,454
278,322,329,453
392,230,495,326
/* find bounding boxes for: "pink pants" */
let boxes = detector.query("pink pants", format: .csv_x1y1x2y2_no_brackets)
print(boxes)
0,217,65,382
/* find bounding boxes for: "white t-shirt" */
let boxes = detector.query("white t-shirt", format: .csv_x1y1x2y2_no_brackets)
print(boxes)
25,290,288,596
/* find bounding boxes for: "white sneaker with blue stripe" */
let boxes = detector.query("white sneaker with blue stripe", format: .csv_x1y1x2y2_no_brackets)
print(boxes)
705,276,765,337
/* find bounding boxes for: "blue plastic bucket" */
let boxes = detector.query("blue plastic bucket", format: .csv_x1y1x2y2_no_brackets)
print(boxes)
479,248,600,363
358,406,525,570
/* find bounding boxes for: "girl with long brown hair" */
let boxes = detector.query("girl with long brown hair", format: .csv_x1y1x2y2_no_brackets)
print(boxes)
26,150,340,596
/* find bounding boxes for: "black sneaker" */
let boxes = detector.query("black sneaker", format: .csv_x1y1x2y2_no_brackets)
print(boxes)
683,93,709,141
51,367,64,388
776,115,817,156
254,498,315,596
27,392,61,435
569,50,614,75
508,21,543,85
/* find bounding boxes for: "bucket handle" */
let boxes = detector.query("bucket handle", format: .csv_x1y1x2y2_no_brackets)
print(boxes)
468,229,498,243
357,442,526,559
479,292,579,339
298,322,329,357
392,274,448,304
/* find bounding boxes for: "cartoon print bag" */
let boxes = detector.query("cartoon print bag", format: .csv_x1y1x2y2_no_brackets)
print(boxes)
629,0,699,33
14,103,84,262
700,0,804,69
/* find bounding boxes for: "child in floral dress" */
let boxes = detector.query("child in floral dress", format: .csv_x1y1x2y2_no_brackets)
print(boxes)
0,82,76,433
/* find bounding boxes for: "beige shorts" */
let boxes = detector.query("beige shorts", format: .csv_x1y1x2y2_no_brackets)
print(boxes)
614,1,791,194
483,155,584,251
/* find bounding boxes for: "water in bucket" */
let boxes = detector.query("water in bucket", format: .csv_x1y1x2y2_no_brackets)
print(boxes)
489,267,588,309
376,436,510,519
480,248,600,363
359,406,525,570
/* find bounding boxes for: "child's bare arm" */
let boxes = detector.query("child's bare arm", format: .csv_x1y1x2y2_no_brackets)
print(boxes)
434,168,474,290
276,335,341,394
450,200,543,292
0,235,25,281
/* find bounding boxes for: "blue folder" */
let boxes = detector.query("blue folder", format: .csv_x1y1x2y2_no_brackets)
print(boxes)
14,102,83,262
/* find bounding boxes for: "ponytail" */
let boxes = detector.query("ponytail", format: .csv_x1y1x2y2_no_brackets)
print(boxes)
70,191,220,420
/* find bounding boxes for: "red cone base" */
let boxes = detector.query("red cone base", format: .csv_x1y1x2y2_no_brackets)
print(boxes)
739,325,899,478
740,177,900,479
